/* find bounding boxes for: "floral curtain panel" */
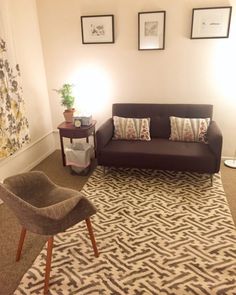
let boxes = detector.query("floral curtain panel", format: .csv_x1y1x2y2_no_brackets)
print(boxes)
0,2,30,159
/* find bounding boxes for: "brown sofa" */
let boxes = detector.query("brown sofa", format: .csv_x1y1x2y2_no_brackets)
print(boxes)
96,103,222,176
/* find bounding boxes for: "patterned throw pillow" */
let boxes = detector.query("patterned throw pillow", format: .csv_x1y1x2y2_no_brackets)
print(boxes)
113,116,151,141
169,117,210,143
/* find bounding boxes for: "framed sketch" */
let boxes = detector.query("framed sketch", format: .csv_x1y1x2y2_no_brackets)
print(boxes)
81,15,114,44
138,11,166,50
191,7,232,39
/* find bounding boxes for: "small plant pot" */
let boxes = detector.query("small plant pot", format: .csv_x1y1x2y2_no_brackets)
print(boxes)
63,109,75,123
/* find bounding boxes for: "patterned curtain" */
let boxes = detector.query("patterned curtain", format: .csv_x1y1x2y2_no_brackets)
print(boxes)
0,2,30,159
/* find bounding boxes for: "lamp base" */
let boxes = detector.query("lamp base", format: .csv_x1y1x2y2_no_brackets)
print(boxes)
224,159,236,169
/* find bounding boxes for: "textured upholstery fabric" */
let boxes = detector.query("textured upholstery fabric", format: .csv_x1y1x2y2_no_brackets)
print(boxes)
207,121,223,172
113,116,151,141
0,171,96,235
98,138,216,173
169,117,210,143
96,103,222,173
112,103,213,139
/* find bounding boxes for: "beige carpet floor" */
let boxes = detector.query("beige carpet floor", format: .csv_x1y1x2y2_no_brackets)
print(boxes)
0,150,235,295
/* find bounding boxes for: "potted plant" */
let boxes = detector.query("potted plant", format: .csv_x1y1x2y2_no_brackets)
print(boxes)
54,83,75,123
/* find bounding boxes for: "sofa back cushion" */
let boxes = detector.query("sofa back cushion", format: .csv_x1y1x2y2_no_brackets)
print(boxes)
112,103,213,138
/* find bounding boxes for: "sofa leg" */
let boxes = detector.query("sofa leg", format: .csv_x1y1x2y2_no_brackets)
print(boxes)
103,166,109,175
210,174,213,187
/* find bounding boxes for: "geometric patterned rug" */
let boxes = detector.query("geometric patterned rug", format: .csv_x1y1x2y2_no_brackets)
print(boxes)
15,167,236,295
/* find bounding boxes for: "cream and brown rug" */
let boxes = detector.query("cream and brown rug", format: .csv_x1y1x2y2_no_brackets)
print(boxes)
15,168,236,294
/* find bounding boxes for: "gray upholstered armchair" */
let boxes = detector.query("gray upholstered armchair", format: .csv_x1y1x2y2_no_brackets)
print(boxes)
0,171,98,294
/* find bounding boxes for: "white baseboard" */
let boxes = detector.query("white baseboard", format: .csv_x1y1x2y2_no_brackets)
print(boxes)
0,131,53,165
0,131,56,205
22,146,55,172
222,156,235,160
0,144,53,205
0,131,56,181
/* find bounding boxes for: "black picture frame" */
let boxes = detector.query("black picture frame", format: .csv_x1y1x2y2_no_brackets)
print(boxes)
81,14,114,44
191,6,232,39
138,11,166,50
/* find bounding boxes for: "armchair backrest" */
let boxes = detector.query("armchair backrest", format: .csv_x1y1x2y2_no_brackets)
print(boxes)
3,171,55,202
0,171,57,232
0,183,38,225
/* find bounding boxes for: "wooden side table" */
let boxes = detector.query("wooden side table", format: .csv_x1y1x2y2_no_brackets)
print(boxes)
57,120,97,166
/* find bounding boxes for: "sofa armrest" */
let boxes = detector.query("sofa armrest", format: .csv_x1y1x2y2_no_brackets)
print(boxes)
207,121,223,172
96,118,113,154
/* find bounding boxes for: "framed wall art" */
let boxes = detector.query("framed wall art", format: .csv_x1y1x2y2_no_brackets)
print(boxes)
191,6,232,39
138,11,166,50
81,14,114,44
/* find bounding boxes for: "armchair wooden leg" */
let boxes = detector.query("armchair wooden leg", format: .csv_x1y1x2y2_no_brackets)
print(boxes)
44,237,53,294
16,227,26,262
85,218,99,257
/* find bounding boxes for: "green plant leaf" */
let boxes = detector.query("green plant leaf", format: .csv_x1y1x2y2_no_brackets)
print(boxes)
53,83,75,109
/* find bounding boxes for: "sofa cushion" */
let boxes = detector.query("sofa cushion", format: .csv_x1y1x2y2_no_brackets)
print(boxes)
112,104,213,139
98,138,216,173
113,116,151,141
169,117,210,143
150,116,170,138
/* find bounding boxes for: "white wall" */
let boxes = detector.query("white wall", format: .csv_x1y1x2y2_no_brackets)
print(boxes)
37,0,236,157
0,0,54,180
